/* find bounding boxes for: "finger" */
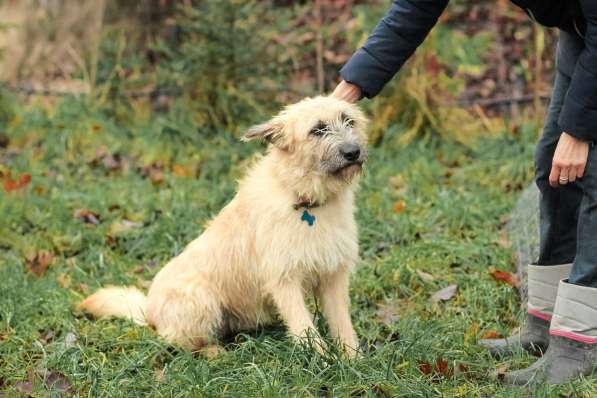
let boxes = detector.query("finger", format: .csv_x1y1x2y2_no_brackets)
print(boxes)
559,166,570,185
568,167,577,183
549,164,561,187
577,162,586,179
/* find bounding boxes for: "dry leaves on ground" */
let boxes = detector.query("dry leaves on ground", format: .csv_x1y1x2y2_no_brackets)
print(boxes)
418,358,452,379
480,330,502,339
376,301,401,326
73,208,101,225
2,172,31,193
393,200,406,214
416,270,435,283
15,368,71,395
430,284,458,303
25,251,55,277
489,268,520,288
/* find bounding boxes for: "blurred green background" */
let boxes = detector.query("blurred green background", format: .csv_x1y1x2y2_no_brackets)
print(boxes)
0,0,556,141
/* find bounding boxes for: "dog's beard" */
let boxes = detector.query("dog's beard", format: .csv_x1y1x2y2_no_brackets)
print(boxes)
333,162,363,182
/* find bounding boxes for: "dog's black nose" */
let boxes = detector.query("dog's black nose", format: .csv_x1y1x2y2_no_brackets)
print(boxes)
340,144,361,162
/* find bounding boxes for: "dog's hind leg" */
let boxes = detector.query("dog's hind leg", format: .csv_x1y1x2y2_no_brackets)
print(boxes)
267,279,324,353
317,268,359,357
146,285,224,352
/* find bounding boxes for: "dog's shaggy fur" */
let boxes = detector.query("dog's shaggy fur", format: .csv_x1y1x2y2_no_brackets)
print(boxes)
78,96,368,355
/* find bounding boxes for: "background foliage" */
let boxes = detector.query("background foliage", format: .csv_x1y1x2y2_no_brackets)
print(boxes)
1,1,593,397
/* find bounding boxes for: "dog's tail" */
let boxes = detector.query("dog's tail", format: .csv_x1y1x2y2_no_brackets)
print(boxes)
78,286,147,326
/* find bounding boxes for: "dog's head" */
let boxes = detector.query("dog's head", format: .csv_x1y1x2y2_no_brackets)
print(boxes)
243,96,368,190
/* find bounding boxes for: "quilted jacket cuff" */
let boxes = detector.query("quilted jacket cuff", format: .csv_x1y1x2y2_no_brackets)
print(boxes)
558,64,597,142
340,48,391,99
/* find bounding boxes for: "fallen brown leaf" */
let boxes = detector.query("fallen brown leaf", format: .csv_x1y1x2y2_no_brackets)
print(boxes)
430,284,458,303
14,380,33,394
376,301,401,326
40,369,72,394
73,208,101,225
489,269,520,288
418,362,433,375
26,251,55,277
455,363,470,378
141,161,165,186
15,368,71,395
3,173,31,193
416,270,435,283
393,200,406,214
150,170,165,186
435,358,452,377
480,330,502,339
91,148,124,172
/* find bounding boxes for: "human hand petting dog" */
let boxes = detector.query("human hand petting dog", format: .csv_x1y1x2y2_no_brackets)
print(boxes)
331,80,361,103
549,132,590,187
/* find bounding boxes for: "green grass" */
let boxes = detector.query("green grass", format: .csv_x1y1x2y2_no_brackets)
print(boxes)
1,97,595,397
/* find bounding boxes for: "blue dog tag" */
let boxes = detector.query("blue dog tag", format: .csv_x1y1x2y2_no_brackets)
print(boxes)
301,209,316,227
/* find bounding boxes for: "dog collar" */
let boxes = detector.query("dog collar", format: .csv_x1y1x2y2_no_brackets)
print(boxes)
292,198,320,210
293,196,319,227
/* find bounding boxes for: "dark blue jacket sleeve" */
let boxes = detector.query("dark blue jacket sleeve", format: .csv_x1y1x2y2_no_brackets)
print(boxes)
559,1,597,141
339,0,449,98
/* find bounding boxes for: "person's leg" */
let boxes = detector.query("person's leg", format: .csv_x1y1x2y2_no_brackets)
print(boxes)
502,32,597,386
504,158,597,384
481,31,583,357
535,31,585,266
568,145,597,287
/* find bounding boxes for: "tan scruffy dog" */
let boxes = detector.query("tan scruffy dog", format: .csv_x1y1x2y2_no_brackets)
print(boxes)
78,96,368,356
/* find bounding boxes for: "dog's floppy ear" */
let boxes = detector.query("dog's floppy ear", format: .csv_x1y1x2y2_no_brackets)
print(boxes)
242,122,287,148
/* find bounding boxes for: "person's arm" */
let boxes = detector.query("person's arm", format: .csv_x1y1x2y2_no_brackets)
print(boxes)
558,3,597,142
337,0,449,100
550,3,597,187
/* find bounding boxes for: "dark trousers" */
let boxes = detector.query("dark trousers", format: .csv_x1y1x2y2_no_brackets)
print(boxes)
535,31,597,288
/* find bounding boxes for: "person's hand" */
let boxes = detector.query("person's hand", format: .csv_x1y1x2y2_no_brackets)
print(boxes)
549,132,590,187
331,80,361,103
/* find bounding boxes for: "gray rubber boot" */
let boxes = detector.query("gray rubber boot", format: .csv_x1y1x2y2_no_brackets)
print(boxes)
503,280,597,386
502,336,597,385
479,314,549,357
479,264,571,357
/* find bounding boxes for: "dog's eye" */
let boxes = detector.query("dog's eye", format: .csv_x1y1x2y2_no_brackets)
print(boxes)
310,122,329,137
342,113,354,128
